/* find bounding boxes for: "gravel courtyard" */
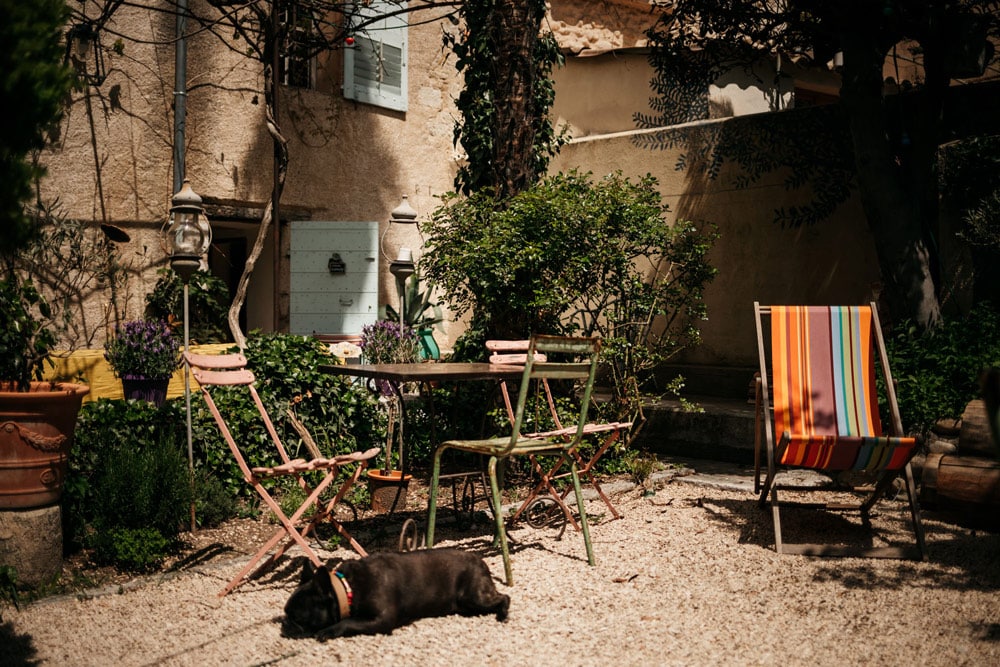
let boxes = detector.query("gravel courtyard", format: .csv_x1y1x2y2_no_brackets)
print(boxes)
3,467,999,667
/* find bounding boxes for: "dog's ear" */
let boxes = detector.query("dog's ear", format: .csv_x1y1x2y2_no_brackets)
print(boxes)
300,560,316,584
314,567,334,595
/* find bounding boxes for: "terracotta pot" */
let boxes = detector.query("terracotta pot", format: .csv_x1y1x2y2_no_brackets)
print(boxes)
367,469,412,514
0,381,89,509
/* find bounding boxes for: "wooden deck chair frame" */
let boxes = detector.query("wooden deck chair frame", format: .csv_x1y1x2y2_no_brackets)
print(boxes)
753,303,927,559
426,335,602,586
185,352,380,596
485,340,632,529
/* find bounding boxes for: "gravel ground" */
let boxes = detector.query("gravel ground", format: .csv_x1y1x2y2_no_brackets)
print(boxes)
3,470,1000,667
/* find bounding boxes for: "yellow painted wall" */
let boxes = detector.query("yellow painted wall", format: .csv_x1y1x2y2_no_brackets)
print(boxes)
44,344,236,403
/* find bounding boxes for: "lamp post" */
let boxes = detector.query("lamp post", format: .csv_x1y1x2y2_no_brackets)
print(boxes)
164,179,212,531
387,195,418,331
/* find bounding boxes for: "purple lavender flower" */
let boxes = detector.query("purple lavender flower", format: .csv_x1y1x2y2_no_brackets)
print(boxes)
104,319,181,380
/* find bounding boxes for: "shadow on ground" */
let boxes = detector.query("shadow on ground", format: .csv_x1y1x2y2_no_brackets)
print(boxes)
0,620,39,666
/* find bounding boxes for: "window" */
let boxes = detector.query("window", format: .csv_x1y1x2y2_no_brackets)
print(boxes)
344,1,408,112
281,3,317,89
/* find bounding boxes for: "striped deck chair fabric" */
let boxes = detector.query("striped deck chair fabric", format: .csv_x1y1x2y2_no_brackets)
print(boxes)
754,302,926,559
770,305,916,474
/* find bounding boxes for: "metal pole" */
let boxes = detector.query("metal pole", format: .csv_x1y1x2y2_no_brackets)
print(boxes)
173,0,188,192
184,280,195,532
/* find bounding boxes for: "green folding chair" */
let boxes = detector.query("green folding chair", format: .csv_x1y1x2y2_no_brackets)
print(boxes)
426,335,602,585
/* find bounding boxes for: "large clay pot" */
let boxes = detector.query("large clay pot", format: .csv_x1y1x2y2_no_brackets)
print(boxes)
0,381,89,509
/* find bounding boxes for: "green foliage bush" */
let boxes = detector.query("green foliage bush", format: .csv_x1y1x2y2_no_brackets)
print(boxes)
89,432,192,535
145,268,231,344
91,527,171,573
67,404,193,571
885,302,1000,434
421,170,718,419
64,399,188,554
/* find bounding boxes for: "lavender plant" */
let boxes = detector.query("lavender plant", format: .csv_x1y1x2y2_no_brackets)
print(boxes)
359,320,419,364
104,319,181,380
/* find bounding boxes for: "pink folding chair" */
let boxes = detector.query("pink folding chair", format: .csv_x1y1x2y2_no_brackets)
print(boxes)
186,352,379,595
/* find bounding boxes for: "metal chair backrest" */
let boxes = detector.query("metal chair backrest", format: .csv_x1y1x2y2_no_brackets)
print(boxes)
505,335,601,453
184,351,295,483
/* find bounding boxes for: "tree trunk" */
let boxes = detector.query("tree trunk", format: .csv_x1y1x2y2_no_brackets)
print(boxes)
838,29,941,331
228,18,288,349
491,0,540,199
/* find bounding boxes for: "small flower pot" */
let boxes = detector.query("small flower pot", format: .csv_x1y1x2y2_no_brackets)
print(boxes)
367,469,412,514
121,377,170,406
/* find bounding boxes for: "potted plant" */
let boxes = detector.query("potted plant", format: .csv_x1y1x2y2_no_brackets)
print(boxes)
104,319,181,406
0,272,90,506
359,319,420,512
384,271,444,360
0,0,91,584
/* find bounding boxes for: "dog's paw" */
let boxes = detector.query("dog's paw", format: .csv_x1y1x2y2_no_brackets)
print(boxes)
496,595,510,622
315,626,341,642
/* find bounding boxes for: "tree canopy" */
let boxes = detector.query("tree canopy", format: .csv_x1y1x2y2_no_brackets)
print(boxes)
0,0,74,258
644,0,1000,329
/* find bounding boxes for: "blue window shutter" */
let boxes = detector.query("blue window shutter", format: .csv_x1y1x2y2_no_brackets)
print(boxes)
344,1,408,112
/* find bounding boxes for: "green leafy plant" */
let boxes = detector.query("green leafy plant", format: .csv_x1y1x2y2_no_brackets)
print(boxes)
0,565,18,614
104,319,181,380
0,1,74,391
421,170,718,420
384,271,444,331
68,424,194,571
65,399,192,552
0,0,73,255
444,0,566,197
0,277,56,389
91,527,171,573
885,302,1000,434
145,268,232,344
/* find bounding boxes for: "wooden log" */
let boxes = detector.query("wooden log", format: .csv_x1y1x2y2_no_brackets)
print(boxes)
959,399,999,457
921,452,1000,508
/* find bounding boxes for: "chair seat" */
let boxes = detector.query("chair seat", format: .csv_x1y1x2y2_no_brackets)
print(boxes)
524,421,628,439
779,432,916,472
442,435,570,458
252,447,380,477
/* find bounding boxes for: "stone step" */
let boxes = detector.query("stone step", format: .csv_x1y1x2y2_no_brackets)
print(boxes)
634,395,757,464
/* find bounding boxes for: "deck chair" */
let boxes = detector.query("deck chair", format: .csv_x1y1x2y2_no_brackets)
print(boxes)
753,303,926,559
185,352,380,596
426,335,602,586
486,339,632,529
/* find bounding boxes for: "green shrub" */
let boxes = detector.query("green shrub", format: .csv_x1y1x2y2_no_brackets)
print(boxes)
192,467,237,529
421,170,718,421
64,399,188,552
144,268,231,344
885,302,1000,434
89,432,192,535
91,527,171,572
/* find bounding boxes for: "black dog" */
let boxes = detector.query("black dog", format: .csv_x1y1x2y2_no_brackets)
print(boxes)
282,548,510,639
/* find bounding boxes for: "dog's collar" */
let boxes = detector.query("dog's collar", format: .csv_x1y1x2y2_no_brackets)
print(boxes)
328,568,353,619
